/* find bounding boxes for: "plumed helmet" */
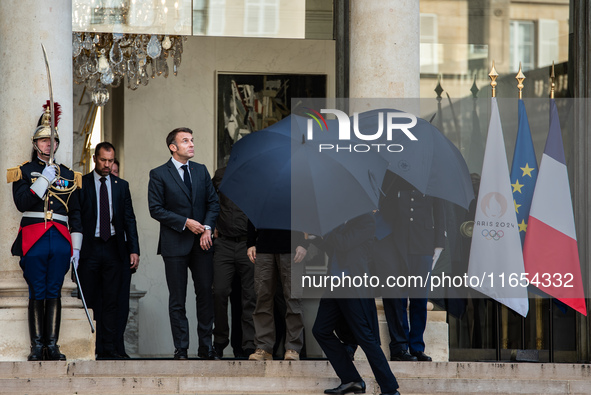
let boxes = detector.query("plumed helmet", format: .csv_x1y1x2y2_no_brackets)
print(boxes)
32,100,61,142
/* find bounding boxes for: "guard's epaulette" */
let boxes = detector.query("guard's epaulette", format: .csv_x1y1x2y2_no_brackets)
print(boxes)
6,161,29,183
74,171,82,189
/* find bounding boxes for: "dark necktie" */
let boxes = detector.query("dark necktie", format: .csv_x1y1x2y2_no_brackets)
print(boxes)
181,165,192,193
99,177,110,241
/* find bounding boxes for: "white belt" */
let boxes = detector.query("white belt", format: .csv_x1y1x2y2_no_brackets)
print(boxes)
23,211,68,224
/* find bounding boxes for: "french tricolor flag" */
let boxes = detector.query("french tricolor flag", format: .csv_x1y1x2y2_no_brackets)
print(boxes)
523,99,587,315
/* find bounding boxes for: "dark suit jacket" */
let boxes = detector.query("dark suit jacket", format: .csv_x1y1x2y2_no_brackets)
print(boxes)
148,158,220,257
380,188,446,258
79,172,140,262
323,213,376,277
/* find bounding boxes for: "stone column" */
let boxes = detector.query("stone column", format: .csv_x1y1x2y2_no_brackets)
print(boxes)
348,1,449,361
349,0,420,99
0,1,94,360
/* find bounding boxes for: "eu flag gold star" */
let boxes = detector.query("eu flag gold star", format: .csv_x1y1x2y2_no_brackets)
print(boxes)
512,179,524,193
514,199,521,214
518,219,528,233
521,163,535,177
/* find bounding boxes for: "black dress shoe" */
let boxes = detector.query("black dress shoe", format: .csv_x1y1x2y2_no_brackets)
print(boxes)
410,351,432,361
324,380,366,394
174,348,188,360
390,350,417,361
213,342,226,359
380,391,401,395
198,349,220,360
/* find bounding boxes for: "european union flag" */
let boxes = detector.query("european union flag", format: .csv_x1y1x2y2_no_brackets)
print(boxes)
510,99,538,246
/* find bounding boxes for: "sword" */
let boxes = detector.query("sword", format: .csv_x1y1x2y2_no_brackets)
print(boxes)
41,44,56,167
72,261,96,333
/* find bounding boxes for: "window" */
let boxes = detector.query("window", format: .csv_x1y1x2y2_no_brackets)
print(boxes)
208,0,226,35
193,0,207,35
537,19,559,69
510,20,535,72
420,13,438,74
244,0,279,36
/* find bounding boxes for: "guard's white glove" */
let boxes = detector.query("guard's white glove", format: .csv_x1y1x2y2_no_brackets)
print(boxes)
42,165,57,184
71,249,80,271
432,247,443,270
30,165,57,198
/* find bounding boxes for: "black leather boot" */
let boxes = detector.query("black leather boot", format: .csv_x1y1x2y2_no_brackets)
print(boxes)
27,299,45,361
44,298,66,361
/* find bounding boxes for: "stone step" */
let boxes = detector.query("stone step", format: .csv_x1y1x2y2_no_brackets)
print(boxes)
1,360,590,395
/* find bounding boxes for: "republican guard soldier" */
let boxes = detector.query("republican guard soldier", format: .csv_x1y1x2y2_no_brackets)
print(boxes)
7,101,83,361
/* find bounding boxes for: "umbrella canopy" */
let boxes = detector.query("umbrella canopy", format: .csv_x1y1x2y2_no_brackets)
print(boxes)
354,109,474,209
219,115,388,235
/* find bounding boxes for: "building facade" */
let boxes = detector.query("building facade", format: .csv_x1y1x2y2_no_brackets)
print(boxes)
0,0,590,362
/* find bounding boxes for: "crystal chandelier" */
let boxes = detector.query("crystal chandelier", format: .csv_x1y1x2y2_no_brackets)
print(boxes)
72,32,185,106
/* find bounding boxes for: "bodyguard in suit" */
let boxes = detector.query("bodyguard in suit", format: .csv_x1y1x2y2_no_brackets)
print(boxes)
313,214,400,395
148,127,220,360
78,142,140,359
374,173,446,362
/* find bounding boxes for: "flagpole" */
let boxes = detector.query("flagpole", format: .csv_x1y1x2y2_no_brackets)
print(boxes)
495,301,501,361
549,299,554,362
489,62,502,362
515,64,527,351
548,62,556,363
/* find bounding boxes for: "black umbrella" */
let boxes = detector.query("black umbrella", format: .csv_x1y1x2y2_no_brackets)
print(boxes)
219,115,388,235
354,109,474,209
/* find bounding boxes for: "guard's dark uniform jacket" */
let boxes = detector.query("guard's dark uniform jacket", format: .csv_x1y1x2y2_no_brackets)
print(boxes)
10,158,82,257
382,189,446,258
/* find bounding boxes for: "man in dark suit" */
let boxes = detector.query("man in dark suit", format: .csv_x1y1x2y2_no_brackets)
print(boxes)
78,142,140,359
148,127,220,360
374,173,446,362
313,214,400,395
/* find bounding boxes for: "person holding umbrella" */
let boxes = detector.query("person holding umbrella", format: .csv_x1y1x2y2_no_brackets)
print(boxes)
218,114,390,363
211,165,256,359
246,222,308,361
313,213,401,395
374,172,446,362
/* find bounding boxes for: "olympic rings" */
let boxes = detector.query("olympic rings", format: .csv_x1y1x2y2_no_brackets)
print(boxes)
481,229,504,240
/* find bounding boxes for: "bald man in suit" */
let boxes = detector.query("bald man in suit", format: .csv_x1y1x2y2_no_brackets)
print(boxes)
78,142,140,359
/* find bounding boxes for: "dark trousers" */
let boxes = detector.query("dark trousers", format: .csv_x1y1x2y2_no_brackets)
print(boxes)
92,261,132,356
313,298,399,394
383,254,431,355
230,276,245,355
163,236,214,353
213,238,256,351
79,237,123,354
115,264,132,355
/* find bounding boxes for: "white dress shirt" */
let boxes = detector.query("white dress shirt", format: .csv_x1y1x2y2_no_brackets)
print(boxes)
171,156,192,183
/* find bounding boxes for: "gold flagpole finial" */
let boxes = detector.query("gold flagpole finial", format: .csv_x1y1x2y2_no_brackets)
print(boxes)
515,62,525,100
489,61,498,98
550,61,556,99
